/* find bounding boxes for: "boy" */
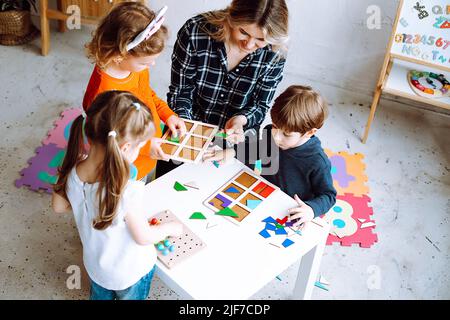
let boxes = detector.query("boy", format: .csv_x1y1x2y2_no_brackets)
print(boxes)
204,85,336,226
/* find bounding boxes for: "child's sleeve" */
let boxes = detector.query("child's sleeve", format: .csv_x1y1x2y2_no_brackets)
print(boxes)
304,158,337,218
143,71,176,123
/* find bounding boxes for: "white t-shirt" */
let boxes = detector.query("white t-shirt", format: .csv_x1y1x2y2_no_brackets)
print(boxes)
66,167,156,290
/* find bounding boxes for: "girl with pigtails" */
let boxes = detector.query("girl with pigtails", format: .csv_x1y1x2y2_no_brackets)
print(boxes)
52,90,182,300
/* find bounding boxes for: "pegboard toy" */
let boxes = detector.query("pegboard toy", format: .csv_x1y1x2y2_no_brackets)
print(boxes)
15,143,65,194
160,119,219,163
204,169,278,224
150,210,206,269
323,194,377,248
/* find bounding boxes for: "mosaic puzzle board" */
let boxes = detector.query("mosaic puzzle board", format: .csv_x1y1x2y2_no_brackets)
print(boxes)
203,169,278,224
161,119,219,163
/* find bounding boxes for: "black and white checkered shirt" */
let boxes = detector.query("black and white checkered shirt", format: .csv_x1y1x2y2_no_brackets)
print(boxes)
167,14,286,130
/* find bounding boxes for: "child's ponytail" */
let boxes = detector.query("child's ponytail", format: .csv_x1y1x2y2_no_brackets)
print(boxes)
93,130,130,230
53,114,86,200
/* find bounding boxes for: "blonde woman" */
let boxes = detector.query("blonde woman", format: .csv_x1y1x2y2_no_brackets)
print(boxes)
167,0,289,143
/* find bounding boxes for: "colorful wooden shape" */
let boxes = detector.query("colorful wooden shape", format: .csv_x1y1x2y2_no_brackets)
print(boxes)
262,216,277,224
276,216,288,225
281,238,294,248
215,207,239,218
259,229,271,239
174,181,188,191
190,212,207,220
246,199,262,210
216,194,232,208
275,227,288,235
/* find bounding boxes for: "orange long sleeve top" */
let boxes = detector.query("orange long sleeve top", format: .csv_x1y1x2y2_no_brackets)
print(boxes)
83,66,176,180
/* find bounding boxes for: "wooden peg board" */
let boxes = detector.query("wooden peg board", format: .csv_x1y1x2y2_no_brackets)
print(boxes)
151,210,206,269
161,119,219,163
203,169,279,224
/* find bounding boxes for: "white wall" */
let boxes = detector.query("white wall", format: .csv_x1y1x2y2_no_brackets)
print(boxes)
148,0,399,98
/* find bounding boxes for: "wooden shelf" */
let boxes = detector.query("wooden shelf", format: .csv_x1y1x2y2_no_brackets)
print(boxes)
383,59,450,111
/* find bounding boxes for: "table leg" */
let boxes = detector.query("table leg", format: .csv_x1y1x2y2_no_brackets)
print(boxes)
39,0,50,55
292,234,327,300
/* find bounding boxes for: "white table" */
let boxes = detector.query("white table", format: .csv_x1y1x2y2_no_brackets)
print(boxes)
144,159,330,300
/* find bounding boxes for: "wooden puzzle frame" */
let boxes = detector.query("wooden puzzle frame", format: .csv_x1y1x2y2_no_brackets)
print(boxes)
161,119,219,163
203,169,279,224
151,209,206,269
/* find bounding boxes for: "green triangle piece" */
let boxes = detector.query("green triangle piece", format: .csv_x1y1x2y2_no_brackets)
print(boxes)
190,212,207,220
216,132,228,139
169,136,180,143
174,181,188,191
275,223,284,229
215,207,239,218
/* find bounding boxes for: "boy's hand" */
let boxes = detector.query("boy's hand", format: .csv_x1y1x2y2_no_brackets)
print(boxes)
288,194,314,228
166,115,187,139
224,115,247,144
202,147,236,165
150,137,170,161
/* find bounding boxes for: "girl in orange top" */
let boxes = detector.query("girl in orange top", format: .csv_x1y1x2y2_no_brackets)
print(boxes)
83,2,186,181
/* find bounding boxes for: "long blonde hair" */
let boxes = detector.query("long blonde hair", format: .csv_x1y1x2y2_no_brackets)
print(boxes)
54,91,154,230
86,1,168,69
202,0,289,55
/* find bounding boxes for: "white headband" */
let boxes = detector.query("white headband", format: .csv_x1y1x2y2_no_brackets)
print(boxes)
132,102,141,111
126,6,168,52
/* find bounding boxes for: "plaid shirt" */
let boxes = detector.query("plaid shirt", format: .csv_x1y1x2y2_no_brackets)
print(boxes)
167,14,286,130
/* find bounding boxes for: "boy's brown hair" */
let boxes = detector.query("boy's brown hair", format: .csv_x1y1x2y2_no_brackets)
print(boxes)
86,1,168,69
271,85,328,134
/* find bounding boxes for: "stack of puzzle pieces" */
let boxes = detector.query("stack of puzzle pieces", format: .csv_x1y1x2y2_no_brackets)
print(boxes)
322,150,377,248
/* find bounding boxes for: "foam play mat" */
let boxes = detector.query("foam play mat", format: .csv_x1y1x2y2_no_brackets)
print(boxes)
323,150,377,248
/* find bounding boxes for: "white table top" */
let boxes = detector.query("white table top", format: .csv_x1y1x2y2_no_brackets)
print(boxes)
143,159,330,299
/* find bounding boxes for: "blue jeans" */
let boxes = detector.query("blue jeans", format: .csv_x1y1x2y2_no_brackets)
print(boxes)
89,267,155,300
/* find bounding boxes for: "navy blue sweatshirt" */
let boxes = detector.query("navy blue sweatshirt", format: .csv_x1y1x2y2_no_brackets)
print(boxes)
230,125,336,217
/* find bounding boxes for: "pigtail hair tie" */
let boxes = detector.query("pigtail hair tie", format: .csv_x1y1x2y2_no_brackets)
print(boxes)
108,131,117,138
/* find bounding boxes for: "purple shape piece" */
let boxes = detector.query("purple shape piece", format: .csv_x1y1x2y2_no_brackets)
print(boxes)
285,221,295,227
329,155,356,188
215,194,232,208
15,143,64,194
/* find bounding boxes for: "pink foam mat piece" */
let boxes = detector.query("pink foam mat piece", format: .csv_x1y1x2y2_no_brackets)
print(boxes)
42,108,82,148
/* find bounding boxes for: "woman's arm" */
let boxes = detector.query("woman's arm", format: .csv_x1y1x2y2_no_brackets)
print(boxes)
51,192,72,213
232,58,286,130
167,21,198,120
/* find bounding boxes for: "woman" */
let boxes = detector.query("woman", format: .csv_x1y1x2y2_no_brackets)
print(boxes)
167,0,289,143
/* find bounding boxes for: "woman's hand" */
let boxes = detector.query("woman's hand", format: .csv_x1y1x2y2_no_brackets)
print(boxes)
224,115,247,144
166,115,187,139
202,147,236,165
150,137,170,161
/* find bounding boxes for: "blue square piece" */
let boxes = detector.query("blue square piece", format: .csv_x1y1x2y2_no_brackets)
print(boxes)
282,238,294,248
259,229,271,239
262,216,277,224
275,227,288,235
265,223,277,231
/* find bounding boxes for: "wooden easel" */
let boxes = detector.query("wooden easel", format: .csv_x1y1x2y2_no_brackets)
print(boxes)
362,0,450,143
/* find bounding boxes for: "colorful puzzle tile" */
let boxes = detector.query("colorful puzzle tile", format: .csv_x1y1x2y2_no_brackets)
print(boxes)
323,194,377,248
15,143,65,194
215,207,239,218
190,212,207,220
324,150,369,197
174,181,188,191
246,199,262,210
281,238,294,248
225,186,240,194
259,229,271,239
43,108,82,148
262,216,277,224
216,194,232,208
275,227,288,235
